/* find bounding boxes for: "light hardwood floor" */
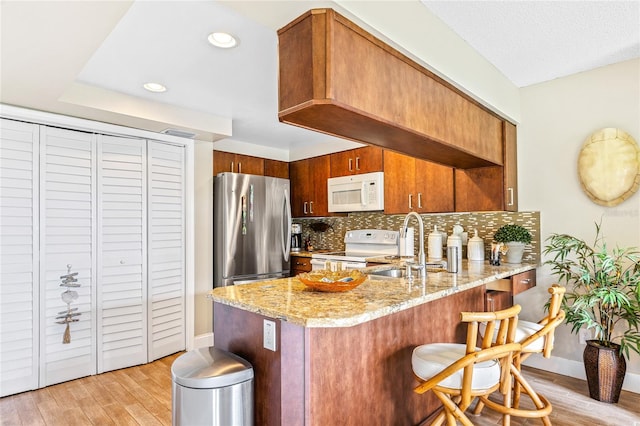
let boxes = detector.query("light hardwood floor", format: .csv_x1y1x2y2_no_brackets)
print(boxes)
1,353,638,425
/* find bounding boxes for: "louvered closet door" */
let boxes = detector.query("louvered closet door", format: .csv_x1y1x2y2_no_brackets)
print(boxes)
148,141,185,360
0,119,39,397
97,135,147,373
39,126,96,386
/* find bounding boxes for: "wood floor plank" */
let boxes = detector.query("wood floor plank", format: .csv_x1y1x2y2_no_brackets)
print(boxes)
101,380,138,406
12,393,45,426
155,407,173,426
100,403,139,426
82,375,117,407
59,407,91,426
33,396,65,425
0,394,20,426
138,377,172,407
124,402,162,425
112,369,168,416
75,395,115,425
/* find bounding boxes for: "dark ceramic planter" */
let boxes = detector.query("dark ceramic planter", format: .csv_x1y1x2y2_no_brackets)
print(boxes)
583,340,626,403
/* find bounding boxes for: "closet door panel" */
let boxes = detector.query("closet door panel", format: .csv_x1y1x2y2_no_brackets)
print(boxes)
0,119,40,397
39,126,96,387
148,141,185,361
97,135,147,373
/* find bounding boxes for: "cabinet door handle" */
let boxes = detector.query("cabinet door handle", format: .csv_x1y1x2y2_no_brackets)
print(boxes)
508,187,514,206
520,278,531,285
238,162,242,174
230,161,234,172
417,193,423,209
408,194,413,210
488,296,495,312
348,158,353,172
309,201,314,214
304,202,308,214
355,156,360,170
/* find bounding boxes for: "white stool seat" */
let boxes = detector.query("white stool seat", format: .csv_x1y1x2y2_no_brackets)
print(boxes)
412,343,501,391
480,319,548,352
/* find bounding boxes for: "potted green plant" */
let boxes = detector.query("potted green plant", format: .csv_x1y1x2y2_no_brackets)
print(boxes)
543,221,640,403
493,224,532,263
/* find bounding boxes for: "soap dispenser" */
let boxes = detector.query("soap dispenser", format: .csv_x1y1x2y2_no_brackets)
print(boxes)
467,229,485,262
428,225,443,260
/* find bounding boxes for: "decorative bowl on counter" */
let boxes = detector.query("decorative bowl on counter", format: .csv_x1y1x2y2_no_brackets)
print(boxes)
297,270,367,292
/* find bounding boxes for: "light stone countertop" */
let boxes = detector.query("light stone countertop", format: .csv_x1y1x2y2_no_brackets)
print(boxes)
209,261,537,328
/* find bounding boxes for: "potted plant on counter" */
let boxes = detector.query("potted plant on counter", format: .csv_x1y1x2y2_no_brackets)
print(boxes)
543,221,640,403
493,224,532,263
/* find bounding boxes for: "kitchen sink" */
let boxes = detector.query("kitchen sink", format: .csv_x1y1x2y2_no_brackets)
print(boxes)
368,267,405,278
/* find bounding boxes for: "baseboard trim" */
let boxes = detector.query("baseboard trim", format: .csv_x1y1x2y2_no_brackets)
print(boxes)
524,354,639,394
193,332,214,349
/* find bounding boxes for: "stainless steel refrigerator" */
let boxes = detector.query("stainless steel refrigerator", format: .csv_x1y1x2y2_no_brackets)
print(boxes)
214,173,292,287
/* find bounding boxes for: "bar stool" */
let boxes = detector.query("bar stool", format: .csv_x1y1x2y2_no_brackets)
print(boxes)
412,305,522,426
475,284,566,425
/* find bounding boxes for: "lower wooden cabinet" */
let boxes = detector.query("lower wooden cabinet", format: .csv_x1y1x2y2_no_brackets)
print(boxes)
291,255,311,276
485,290,513,312
485,269,536,311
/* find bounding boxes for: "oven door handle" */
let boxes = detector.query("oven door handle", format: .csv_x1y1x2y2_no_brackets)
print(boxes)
341,261,367,269
310,259,366,270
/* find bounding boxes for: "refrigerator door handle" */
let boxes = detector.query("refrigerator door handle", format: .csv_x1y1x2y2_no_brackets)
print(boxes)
283,187,292,261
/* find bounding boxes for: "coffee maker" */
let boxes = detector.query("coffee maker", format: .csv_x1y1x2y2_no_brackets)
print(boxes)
291,223,302,252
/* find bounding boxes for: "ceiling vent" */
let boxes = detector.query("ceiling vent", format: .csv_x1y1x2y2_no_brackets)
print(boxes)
161,128,197,139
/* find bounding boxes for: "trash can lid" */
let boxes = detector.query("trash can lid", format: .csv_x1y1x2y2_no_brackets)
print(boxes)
171,346,254,389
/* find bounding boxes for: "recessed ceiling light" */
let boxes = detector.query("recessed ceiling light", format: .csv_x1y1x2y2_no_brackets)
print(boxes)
143,82,167,93
208,32,238,49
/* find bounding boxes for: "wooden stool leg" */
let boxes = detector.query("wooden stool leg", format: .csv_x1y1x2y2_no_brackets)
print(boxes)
513,355,523,408
511,365,552,425
472,399,485,415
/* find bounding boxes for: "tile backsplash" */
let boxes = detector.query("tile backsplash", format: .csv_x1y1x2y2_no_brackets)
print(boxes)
294,211,541,264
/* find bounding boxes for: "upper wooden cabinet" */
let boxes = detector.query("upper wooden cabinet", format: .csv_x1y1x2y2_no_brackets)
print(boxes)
383,150,454,214
330,146,383,177
454,166,504,212
213,150,289,179
454,121,518,212
289,156,330,217
265,158,290,179
213,151,264,176
503,122,518,211
278,9,503,169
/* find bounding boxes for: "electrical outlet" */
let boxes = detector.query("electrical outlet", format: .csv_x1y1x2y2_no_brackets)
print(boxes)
579,328,591,344
263,319,276,351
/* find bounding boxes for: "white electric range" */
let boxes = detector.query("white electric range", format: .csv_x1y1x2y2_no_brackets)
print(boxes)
310,229,400,271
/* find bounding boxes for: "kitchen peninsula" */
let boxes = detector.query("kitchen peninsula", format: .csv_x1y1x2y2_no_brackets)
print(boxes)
210,261,536,425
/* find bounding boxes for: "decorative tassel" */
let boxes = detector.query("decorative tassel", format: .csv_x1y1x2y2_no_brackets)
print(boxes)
63,323,71,344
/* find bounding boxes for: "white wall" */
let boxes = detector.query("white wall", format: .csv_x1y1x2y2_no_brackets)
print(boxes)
193,142,214,344
516,58,640,391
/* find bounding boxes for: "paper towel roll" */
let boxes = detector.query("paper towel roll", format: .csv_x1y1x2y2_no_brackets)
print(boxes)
399,227,414,258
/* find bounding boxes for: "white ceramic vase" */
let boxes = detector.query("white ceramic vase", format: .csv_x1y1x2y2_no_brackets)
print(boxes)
505,242,526,263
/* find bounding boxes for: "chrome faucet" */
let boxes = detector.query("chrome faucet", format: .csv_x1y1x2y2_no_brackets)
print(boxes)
401,211,426,278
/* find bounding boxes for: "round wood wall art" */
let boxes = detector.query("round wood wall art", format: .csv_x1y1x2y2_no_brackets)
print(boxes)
577,128,640,207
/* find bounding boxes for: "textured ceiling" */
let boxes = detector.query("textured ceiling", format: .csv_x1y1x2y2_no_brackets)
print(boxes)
421,0,640,87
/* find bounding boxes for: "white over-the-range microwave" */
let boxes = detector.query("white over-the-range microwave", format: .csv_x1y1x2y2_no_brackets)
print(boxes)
327,171,384,212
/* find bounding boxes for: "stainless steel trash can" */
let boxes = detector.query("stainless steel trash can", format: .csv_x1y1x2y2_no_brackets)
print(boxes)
172,347,254,426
